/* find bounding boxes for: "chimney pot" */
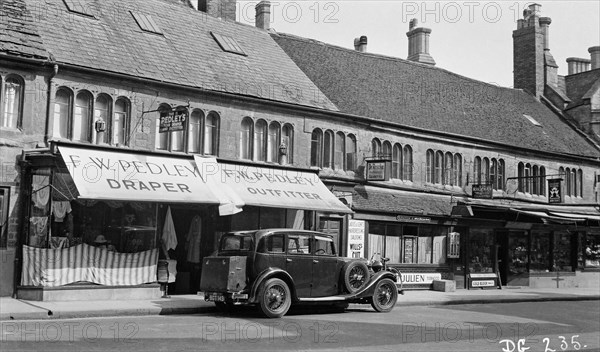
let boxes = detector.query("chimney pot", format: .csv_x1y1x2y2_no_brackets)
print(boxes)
406,20,435,65
255,1,271,30
589,46,600,70
354,36,367,52
567,57,591,75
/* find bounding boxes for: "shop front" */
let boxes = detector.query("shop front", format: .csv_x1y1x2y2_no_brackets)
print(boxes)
16,143,352,300
455,201,600,289
351,186,458,290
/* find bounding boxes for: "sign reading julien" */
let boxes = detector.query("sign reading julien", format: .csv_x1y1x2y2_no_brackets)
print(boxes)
58,146,220,204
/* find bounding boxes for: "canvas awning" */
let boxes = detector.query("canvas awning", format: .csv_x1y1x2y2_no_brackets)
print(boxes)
194,156,353,215
58,146,220,204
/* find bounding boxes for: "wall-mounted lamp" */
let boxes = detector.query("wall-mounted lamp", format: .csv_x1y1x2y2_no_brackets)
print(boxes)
95,119,106,133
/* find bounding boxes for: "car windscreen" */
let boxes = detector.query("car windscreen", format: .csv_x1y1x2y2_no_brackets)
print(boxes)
219,234,254,253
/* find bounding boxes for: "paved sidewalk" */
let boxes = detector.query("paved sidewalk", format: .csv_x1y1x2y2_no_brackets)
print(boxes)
1,287,598,321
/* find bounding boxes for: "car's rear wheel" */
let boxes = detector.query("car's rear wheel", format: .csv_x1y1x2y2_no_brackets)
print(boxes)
258,278,291,318
342,261,370,293
370,278,398,312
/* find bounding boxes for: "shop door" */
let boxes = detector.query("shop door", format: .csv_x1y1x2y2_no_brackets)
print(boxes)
319,218,342,255
498,231,529,286
496,231,508,285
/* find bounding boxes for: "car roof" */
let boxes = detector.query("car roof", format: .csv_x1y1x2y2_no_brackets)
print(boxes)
225,229,333,241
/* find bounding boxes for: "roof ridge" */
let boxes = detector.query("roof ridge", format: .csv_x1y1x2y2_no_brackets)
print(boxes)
272,31,518,93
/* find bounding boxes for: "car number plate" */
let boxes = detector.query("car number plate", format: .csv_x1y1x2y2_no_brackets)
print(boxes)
208,293,225,302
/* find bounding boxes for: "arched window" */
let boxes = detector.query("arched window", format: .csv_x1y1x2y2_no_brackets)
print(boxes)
382,141,392,159
323,130,334,168
403,145,413,181
497,159,505,190
392,144,402,179
282,124,293,163
372,139,381,158
539,166,546,196
533,165,539,195
1,75,24,129
188,110,203,154
524,163,532,193
73,91,92,142
204,112,218,156
240,117,253,159
571,169,577,197
577,169,583,197
254,120,268,161
54,88,72,139
491,159,498,189
156,104,171,150
345,134,357,172
114,98,129,146
310,129,323,167
518,162,525,192
474,157,482,184
435,151,444,184
453,153,462,186
483,157,490,184
267,122,280,163
334,132,345,170
94,94,111,144
426,149,434,183
444,152,453,185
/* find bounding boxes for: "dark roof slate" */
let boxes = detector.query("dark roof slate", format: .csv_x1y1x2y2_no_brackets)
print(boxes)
272,33,600,158
565,69,600,108
3,0,336,111
352,186,453,216
0,0,48,59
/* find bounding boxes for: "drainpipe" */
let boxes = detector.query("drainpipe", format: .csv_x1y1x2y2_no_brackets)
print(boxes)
44,64,59,145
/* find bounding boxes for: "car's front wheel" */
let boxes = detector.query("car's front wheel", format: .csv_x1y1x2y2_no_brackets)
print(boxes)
258,278,292,318
370,278,398,312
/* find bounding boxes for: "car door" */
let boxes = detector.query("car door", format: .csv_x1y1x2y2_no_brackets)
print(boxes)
285,233,313,298
310,235,340,297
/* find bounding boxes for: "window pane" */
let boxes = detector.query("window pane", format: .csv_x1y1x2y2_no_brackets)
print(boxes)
267,123,280,162
188,110,202,153
54,89,71,138
403,145,413,181
334,132,344,170
468,228,494,273
282,125,293,164
2,78,22,128
323,131,333,168
157,106,170,150
114,99,128,146
74,92,92,142
310,129,322,167
288,234,310,254
392,144,401,179
418,235,432,264
385,235,401,263
453,153,461,186
94,95,110,144
444,152,453,185
314,236,334,256
254,120,267,161
205,113,217,155
554,231,573,271
240,118,252,159
530,232,550,272
372,139,381,158
435,151,443,184
345,135,356,172
426,150,434,183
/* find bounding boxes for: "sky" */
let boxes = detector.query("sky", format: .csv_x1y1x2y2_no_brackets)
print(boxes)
237,1,600,88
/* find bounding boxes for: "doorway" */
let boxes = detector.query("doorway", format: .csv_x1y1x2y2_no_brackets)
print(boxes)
497,231,529,286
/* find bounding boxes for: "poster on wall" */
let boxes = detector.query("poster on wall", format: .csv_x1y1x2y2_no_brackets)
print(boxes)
347,219,365,258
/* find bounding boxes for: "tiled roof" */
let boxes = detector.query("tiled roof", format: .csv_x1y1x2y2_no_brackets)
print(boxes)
352,186,454,216
272,33,600,158
0,0,48,59
2,0,337,111
565,69,600,108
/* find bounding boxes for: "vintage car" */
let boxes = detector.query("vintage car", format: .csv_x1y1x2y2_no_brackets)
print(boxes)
199,229,398,318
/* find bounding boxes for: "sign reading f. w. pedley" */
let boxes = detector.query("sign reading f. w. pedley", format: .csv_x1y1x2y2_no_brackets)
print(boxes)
58,146,220,204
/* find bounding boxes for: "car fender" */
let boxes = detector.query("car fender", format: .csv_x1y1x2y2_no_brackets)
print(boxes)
347,271,397,298
248,267,297,303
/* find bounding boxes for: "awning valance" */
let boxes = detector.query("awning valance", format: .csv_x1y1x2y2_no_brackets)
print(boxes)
58,146,220,204
194,156,352,215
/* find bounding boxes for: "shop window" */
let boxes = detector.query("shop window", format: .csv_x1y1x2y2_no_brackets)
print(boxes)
367,223,446,264
1,75,24,129
0,187,9,248
468,228,494,273
530,232,551,272
553,231,574,271
584,234,600,268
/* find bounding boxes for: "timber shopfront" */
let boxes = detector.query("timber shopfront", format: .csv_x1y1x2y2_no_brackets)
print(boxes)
351,186,459,289
16,142,351,300
454,201,600,289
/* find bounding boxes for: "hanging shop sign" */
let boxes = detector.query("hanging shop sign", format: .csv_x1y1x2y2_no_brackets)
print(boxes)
159,106,188,133
472,184,493,199
548,179,562,204
366,160,389,181
347,219,365,259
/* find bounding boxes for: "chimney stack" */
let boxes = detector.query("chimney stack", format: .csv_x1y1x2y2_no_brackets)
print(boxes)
512,3,545,97
589,46,600,70
566,57,591,75
255,1,270,30
406,19,435,65
354,36,367,52
198,0,237,21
